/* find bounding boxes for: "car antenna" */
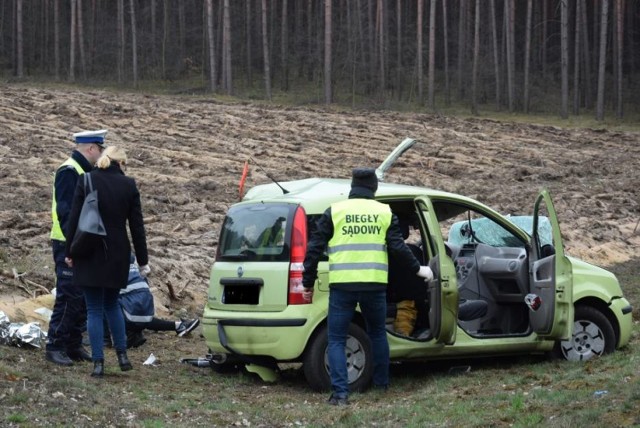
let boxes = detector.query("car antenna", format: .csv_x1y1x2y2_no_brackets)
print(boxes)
249,155,290,194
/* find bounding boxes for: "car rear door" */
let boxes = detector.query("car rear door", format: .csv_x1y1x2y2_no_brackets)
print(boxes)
415,196,458,345
530,190,574,339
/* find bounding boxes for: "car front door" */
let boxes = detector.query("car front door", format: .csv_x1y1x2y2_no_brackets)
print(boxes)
416,197,458,345
530,190,574,339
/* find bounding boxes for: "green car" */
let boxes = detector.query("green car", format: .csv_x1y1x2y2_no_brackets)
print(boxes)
202,138,633,391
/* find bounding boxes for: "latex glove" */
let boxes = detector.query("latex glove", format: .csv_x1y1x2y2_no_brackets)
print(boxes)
64,257,73,268
416,266,434,282
139,264,151,277
302,287,314,303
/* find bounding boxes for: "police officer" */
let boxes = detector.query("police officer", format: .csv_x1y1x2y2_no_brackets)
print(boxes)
302,168,433,406
45,130,107,366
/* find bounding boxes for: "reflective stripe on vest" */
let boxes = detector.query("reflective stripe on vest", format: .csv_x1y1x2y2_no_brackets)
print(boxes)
50,158,85,241
328,199,392,284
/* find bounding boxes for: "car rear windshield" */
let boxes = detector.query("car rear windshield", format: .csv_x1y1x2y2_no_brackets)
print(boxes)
217,203,293,262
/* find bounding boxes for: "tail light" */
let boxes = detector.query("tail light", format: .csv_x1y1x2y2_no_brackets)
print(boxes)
288,205,309,305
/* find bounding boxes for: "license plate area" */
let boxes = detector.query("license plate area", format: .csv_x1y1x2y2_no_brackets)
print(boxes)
220,278,264,305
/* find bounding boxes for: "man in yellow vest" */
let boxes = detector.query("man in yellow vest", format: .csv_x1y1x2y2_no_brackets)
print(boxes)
302,168,433,406
45,130,107,366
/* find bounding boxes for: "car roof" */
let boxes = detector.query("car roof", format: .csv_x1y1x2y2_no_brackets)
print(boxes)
241,177,478,215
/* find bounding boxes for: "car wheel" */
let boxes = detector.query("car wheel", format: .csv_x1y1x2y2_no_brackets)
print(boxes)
209,354,244,373
303,323,373,392
552,305,616,361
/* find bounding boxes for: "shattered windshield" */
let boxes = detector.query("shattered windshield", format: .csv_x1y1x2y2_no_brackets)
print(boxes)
448,215,552,247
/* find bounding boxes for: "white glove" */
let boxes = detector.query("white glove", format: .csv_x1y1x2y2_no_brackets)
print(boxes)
416,266,434,282
139,264,151,277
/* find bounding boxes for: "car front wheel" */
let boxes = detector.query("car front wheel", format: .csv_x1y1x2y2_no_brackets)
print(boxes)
303,323,373,392
553,305,616,361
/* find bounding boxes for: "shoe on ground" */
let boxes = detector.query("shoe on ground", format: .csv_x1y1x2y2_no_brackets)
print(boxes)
327,394,349,406
45,349,74,366
126,331,147,349
176,318,200,337
67,346,92,362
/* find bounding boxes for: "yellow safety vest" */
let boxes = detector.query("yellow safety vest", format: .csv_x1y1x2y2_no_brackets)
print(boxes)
328,199,392,284
50,158,85,241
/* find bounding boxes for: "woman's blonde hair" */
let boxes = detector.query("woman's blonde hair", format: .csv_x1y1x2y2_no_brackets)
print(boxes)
96,146,128,169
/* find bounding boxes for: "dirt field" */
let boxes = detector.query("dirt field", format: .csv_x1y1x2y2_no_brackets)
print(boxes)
1,84,639,324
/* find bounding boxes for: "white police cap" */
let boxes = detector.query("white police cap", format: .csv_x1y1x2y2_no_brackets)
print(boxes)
73,129,108,147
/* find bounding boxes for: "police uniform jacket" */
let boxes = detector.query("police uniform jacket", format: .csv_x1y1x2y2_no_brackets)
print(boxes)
54,150,94,240
302,187,420,292
65,162,149,290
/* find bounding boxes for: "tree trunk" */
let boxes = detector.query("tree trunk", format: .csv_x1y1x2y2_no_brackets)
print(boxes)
246,0,253,86
54,0,60,80
281,0,289,91
596,0,609,121
223,0,232,94
396,0,402,101
427,0,436,109
489,0,500,109
324,0,332,104
261,0,272,100
16,0,23,78
441,0,450,105
573,0,582,115
77,0,87,80
162,0,169,80
376,0,384,96
560,0,569,118
206,0,216,92
523,0,532,113
615,0,624,118
505,0,514,112
471,0,479,115
151,0,157,70
70,0,77,81
457,0,466,100
117,0,125,83
541,0,547,79
129,0,138,87
581,0,592,108
417,0,423,104
178,1,186,74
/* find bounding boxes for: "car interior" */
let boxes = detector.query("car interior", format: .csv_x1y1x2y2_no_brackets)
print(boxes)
384,199,539,341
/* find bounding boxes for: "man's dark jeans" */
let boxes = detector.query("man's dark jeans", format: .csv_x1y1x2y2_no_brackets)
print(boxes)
327,288,389,398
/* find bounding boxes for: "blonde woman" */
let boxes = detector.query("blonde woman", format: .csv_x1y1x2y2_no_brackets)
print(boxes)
65,146,149,378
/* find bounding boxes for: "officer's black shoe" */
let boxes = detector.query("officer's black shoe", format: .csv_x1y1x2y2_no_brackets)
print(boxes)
116,351,132,371
45,350,74,366
91,359,104,378
327,394,349,406
67,346,92,362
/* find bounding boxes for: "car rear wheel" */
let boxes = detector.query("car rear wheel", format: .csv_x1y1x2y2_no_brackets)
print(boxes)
303,323,373,392
552,305,616,361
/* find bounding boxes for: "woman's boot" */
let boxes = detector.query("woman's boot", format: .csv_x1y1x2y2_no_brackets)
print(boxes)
116,351,132,371
91,359,104,377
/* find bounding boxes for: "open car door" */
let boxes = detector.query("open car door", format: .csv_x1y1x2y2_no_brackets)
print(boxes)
530,190,574,339
416,197,458,345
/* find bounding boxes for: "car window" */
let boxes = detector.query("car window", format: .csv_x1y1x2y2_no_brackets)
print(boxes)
435,203,526,249
217,203,292,261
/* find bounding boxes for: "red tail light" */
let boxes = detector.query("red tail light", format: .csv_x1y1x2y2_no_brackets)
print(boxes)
288,206,309,305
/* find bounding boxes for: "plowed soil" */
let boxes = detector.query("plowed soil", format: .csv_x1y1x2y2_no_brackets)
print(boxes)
1,84,639,323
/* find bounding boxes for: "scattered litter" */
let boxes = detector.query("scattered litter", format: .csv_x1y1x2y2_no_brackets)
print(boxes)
34,307,53,322
0,311,47,348
593,390,608,398
143,353,157,366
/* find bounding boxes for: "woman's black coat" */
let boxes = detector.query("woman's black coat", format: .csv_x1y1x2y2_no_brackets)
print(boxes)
65,163,148,290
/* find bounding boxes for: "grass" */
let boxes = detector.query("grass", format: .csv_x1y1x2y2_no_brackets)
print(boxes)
1,255,638,426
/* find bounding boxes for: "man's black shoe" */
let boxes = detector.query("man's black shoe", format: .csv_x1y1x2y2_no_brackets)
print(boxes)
45,350,74,366
67,346,92,362
327,394,349,406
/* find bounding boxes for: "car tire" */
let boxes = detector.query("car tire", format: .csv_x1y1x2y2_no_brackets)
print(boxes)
303,323,373,392
209,354,244,373
552,305,616,361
